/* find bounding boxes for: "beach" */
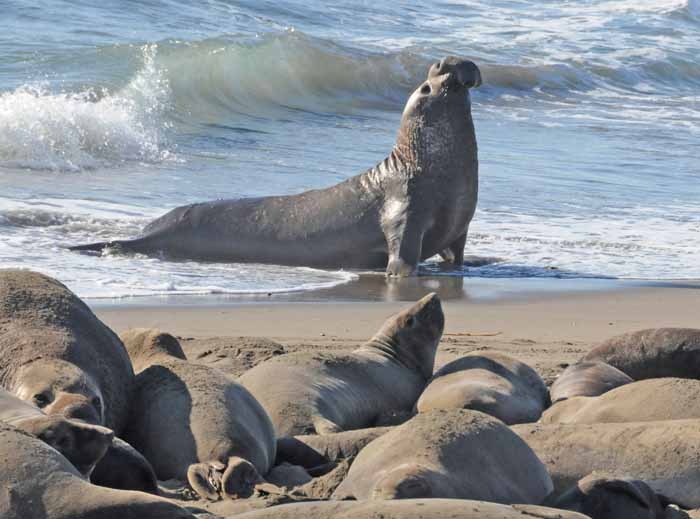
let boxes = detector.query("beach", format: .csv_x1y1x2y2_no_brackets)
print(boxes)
95,278,700,385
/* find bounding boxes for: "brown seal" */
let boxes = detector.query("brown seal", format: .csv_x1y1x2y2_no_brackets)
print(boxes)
239,293,444,437
333,409,552,504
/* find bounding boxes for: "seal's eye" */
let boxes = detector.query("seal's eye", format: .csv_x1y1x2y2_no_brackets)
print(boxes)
91,397,102,414
435,61,441,71
421,84,431,95
406,316,416,327
33,391,53,408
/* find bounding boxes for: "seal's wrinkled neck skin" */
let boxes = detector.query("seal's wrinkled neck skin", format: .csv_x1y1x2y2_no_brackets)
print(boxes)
361,292,444,380
394,57,481,173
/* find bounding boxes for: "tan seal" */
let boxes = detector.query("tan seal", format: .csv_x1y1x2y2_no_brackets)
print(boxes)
120,328,276,501
239,293,444,437
333,409,552,504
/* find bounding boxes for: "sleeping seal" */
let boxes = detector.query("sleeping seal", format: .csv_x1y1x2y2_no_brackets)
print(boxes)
0,387,113,477
415,351,549,424
120,328,276,501
239,293,443,437
0,422,195,519
0,269,134,433
333,409,553,504
70,57,481,277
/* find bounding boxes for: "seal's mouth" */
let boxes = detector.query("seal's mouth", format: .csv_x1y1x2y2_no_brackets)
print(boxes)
429,57,482,90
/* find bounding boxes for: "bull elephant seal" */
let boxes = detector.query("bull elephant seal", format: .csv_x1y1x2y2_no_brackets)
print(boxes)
550,361,633,403
513,420,700,508
0,269,134,432
0,387,113,477
542,378,700,425
120,328,276,501
226,499,589,519
333,409,552,504
0,422,195,519
70,57,481,277
415,351,548,424
583,328,700,380
551,473,666,519
239,293,444,437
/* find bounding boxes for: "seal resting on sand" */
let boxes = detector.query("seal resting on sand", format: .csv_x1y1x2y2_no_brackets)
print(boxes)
541,377,700,424
120,328,276,501
0,387,113,477
513,419,700,508
239,293,444,437
225,499,589,519
551,473,667,519
550,361,633,403
583,328,700,380
70,57,481,277
0,422,195,519
333,409,552,503
0,269,134,433
415,351,549,424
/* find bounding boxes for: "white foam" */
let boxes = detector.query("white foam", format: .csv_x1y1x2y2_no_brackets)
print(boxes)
0,46,172,172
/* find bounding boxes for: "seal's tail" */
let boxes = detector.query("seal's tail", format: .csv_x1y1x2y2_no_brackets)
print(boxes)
68,238,147,254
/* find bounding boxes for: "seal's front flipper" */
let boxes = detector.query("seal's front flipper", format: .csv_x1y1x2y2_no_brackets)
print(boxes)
313,416,343,435
187,461,226,501
383,216,424,278
221,456,262,500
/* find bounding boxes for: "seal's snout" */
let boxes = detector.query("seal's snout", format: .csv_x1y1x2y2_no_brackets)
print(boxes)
430,57,482,89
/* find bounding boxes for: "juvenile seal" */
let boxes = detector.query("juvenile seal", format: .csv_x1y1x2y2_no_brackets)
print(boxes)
542,377,700,424
333,409,552,503
415,351,549,424
120,328,276,501
0,387,113,477
513,419,700,508
550,361,633,403
70,57,482,277
0,422,196,519
239,293,444,437
0,269,134,433
583,328,700,380
226,499,589,519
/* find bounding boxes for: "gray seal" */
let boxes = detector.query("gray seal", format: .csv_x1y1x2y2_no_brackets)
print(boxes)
70,57,481,277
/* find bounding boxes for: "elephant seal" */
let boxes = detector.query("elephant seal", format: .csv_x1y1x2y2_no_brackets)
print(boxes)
551,473,666,519
415,351,549,424
226,499,589,519
550,361,633,403
333,409,552,504
513,420,700,508
0,386,113,477
0,269,134,432
276,426,393,468
0,422,195,519
120,328,276,501
70,57,481,277
90,437,159,494
583,328,700,380
239,293,444,437
542,378,700,425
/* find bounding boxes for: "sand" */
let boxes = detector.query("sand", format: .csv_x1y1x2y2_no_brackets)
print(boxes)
93,278,700,385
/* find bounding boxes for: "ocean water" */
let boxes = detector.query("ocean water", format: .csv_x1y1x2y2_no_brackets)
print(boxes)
0,0,698,298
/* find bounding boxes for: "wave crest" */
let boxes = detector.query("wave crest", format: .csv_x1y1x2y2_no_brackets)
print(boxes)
0,45,172,172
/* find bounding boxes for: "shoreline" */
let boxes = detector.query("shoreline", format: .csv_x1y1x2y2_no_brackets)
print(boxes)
86,273,700,308
93,277,699,386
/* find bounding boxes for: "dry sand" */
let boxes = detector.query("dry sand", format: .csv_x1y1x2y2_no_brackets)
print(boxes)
94,278,700,385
